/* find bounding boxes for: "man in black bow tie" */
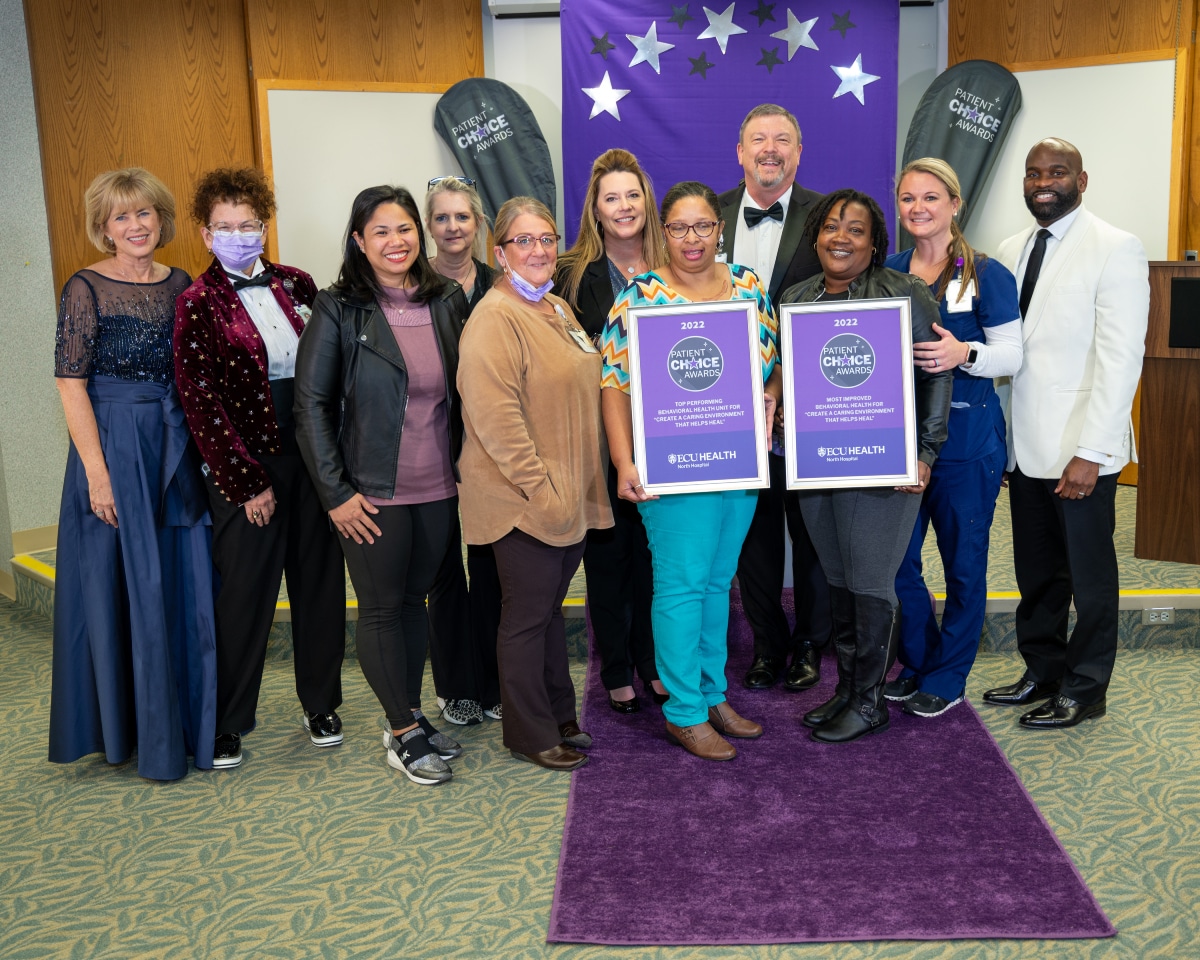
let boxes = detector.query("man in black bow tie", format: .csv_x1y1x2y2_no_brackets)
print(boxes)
719,104,830,693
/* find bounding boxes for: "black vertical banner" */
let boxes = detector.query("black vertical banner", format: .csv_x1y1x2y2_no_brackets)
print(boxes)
434,78,557,224
899,60,1022,249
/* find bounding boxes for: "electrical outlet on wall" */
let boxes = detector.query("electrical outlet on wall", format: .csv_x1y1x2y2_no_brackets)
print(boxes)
1141,608,1175,625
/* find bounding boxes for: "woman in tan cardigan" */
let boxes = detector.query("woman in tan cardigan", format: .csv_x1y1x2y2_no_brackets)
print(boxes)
457,197,613,771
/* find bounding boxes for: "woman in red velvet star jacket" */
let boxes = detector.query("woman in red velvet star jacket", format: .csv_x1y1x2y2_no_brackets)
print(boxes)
173,167,346,772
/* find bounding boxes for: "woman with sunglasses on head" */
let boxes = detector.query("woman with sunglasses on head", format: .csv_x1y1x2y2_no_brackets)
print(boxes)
883,159,1022,719
174,167,347,771
555,149,670,716
779,189,952,743
422,175,503,729
295,185,470,786
457,196,613,772
601,181,781,762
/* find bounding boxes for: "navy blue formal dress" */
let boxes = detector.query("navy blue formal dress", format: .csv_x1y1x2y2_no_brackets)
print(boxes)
49,268,217,780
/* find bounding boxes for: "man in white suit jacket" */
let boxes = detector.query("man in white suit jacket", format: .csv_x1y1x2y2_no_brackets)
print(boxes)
984,138,1149,730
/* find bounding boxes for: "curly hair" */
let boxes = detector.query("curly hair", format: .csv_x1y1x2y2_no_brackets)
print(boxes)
897,157,983,303
800,188,889,269
84,167,177,253
557,149,666,306
190,167,276,226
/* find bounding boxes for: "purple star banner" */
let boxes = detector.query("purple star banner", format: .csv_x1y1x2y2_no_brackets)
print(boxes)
561,1,899,247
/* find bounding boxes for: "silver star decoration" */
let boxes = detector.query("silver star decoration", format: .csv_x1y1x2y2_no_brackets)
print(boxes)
697,3,747,55
831,54,880,105
626,21,675,74
582,71,631,120
771,9,818,59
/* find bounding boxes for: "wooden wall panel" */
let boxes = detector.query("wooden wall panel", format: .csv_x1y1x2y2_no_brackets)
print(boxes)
243,0,484,84
24,0,257,292
948,0,1187,67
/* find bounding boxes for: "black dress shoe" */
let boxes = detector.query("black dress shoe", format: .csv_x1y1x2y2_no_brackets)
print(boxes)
743,655,785,689
511,744,589,770
608,694,640,714
982,676,1060,706
643,680,670,706
783,643,821,691
1019,694,1106,729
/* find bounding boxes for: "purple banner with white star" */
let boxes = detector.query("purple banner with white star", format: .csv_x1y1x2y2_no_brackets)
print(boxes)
561,0,899,248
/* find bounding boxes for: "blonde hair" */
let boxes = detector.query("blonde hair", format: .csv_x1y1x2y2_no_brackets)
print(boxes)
557,149,667,306
896,157,982,303
493,196,557,248
84,167,177,253
424,177,489,261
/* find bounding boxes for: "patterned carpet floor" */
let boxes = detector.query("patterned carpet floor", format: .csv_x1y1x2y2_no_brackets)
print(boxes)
2,594,1199,959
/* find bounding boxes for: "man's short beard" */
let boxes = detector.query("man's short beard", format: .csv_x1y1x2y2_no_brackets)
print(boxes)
1025,186,1078,221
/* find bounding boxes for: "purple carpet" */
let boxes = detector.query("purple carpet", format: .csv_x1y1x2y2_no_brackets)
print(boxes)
547,590,1115,946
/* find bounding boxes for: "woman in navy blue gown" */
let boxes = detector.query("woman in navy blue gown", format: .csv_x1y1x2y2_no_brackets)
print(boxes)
49,167,217,781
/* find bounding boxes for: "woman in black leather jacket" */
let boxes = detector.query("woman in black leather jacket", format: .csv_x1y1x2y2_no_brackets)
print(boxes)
778,189,952,744
295,185,470,786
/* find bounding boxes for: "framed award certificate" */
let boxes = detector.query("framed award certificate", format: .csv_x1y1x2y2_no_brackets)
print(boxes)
780,298,918,490
627,299,770,495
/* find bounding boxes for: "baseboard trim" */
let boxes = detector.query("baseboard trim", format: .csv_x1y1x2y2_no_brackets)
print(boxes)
12,525,57,555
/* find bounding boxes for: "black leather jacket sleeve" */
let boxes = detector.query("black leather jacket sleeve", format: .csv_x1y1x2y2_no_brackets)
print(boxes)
781,264,953,466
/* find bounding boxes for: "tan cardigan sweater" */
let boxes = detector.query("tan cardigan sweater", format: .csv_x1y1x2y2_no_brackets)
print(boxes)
457,288,613,547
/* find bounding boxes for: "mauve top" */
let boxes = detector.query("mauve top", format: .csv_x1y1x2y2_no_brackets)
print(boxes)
366,286,456,506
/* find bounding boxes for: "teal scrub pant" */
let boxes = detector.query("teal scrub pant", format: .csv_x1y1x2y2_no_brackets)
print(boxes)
638,489,758,727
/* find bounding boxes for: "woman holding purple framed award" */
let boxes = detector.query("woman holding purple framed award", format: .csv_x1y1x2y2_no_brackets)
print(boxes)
601,181,781,762
884,159,1022,720
779,189,952,744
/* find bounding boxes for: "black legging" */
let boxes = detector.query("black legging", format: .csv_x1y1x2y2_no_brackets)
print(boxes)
339,497,454,727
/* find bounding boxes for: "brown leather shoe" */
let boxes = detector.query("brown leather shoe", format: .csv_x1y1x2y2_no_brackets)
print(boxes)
707,701,763,739
558,721,593,749
664,720,736,760
510,744,589,770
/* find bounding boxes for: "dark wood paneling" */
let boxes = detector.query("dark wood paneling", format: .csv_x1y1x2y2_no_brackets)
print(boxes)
948,0,1187,67
1147,261,1200,359
243,0,484,84
24,0,257,292
1136,357,1200,562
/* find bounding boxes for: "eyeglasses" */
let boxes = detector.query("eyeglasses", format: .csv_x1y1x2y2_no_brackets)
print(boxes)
502,234,560,250
664,220,719,240
429,176,476,187
208,219,265,237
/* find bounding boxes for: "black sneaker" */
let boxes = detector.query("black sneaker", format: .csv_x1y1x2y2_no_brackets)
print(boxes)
383,728,453,785
415,714,463,759
213,732,242,769
902,691,964,718
302,710,344,747
884,675,919,701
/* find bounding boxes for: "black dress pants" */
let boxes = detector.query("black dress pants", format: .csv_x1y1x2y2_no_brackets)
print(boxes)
428,508,501,708
581,463,657,691
1009,466,1120,704
207,453,346,736
735,452,832,661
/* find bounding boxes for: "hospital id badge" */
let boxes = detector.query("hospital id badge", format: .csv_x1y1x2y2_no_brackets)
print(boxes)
945,278,976,314
567,327,599,353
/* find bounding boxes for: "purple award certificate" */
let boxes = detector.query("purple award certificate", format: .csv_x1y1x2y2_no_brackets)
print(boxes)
628,299,769,494
780,298,917,489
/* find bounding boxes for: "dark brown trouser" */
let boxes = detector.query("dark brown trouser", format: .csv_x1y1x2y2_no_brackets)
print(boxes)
491,528,586,754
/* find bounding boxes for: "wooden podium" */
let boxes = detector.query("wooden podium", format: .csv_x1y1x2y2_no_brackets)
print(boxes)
1135,262,1200,564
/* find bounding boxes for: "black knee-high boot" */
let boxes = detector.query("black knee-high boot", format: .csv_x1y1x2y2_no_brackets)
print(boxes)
802,585,857,728
812,595,898,743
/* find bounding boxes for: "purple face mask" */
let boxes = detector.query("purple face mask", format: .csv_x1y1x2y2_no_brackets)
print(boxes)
506,265,554,302
211,232,264,273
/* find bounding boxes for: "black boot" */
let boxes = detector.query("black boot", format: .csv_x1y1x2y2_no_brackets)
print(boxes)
812,595,899,743
802,586,856,728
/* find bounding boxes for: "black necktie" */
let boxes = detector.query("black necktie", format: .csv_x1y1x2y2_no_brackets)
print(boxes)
1018,228,1052,319
231,271,273,292
744,201,783,228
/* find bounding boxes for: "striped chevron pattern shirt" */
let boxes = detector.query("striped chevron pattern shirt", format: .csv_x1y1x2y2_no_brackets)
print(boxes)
600,263,778,393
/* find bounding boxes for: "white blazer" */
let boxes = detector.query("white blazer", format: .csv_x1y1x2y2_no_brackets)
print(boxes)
996,205,1149,479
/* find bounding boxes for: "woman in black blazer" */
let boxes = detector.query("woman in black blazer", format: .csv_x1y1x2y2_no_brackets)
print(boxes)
554,149,669,714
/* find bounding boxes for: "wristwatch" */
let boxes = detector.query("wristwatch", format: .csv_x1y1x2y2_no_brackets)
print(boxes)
965,346,978,366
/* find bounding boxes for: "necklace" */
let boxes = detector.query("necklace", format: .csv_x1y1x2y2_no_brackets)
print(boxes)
608,252,646,276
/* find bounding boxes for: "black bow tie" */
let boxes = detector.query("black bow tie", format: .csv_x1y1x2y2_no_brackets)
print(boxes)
744,201,783,228
231,271,273,292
